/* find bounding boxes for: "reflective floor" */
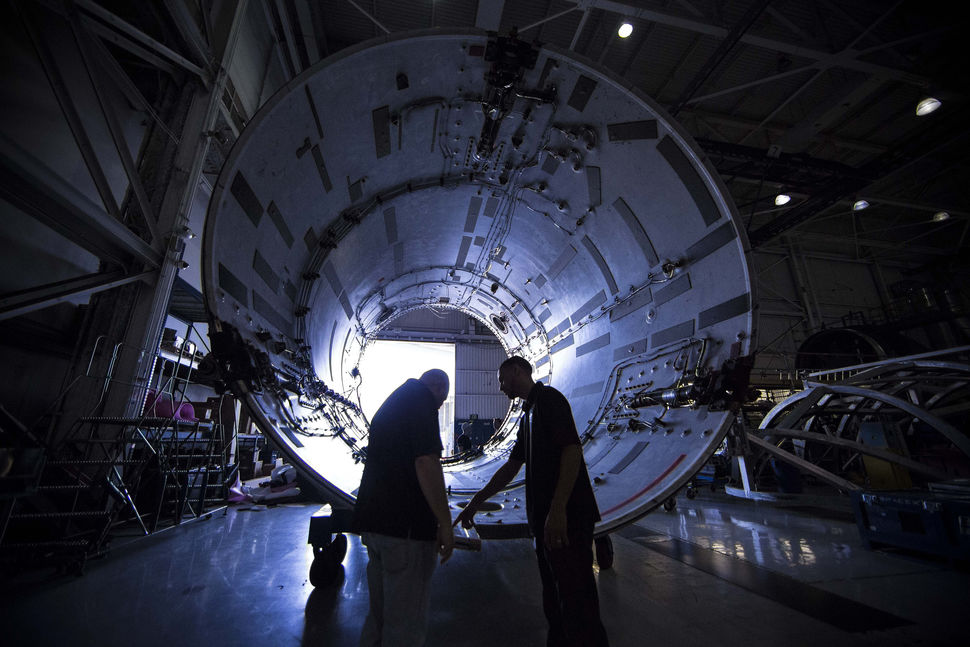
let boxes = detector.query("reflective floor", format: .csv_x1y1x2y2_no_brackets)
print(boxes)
2,491,967,647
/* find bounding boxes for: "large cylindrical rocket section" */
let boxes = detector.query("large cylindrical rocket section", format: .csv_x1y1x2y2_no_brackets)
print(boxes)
202,30,756,534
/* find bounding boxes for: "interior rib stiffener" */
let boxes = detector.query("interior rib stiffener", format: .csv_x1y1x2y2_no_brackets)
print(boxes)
202,30,757,536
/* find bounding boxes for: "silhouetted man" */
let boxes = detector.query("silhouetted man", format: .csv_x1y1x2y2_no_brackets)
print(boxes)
354,368,454,647
455,356,608,646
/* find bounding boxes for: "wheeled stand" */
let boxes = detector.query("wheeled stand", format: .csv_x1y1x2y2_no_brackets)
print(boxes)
307,504,354,587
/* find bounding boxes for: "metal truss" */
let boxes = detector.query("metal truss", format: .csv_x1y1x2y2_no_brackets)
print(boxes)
744,347,970,494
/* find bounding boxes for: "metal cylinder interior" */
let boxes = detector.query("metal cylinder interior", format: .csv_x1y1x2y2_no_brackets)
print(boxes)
202,30,756,535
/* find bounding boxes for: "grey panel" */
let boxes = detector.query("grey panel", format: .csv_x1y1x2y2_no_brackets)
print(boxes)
652,273,691,307
338,292,354,319
607,120,658,141
455,235,472,267
253,290,289,332
576,332,610,358
586,166,601,207
383,207,398,244
535,355,549,368
230,172,263,227
393,242,405,275
310,145,333,193
651,320,695,348
571,290,607,323
581,236,618,295
322,262,343,297
547,244,577,280
303,227,318,252
550,334,574,354
534,274,547,289
609,287,653,323
512,301,524,316
218,263,248,306
348,177,364,203
613,338,648,361
328,320,337,381
266,201,294,248
483,196,499,218
473,235,485,246
657,135,719,227
572,381,604,398
567,75,597,112
284,279,297,303
252,249,278,293
613,198,659,266
372,105,391,159
550,317,571,337
523,323,536,336
537,57,556,89
278,424,305,448
304,86,323,139
537,308,552,323
609,441,649,474
541,154,560,175
686,221,737,262
698,293,750,329
465,196,482,233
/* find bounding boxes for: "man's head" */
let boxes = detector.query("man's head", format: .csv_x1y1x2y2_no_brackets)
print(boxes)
498,355,534,400
418,368,450,408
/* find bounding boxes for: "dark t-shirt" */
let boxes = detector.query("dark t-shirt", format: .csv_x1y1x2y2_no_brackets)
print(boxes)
509,382,601,534
353,379,443,540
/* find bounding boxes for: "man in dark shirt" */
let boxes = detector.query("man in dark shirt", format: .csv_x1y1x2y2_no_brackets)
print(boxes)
455,356,609,646
354,368,453,647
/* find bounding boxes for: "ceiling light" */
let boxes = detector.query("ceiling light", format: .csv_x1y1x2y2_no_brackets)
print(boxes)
852,199,869,211
774,193,791,206
916,97,941,116
618,22,633,38
933,211,950,222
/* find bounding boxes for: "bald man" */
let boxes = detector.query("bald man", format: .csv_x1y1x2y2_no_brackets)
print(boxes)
354,368,454,647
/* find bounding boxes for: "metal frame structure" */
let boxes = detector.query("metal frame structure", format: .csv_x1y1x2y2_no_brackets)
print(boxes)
736,346,970,496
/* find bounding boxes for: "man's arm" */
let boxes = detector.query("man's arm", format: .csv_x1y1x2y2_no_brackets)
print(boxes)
453,458,523,528
415,454,454,563
544,443,581,547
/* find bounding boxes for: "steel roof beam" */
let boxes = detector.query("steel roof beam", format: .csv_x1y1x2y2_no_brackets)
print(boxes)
565,0,932,86
0,269,155,322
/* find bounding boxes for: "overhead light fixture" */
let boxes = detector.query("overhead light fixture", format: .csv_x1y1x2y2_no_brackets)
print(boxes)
933,211,950,222
618,22,633,38
852,199,869,211
916,97,941,116
774,193,791,206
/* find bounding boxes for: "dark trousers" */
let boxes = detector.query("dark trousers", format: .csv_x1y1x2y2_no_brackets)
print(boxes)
534,527,610,647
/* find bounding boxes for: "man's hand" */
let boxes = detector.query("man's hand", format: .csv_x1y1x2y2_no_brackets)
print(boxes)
453,500,479,529
437,522,455,564
544,505,568,549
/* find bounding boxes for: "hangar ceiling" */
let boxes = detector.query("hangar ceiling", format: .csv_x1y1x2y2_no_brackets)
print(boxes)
1,0,968,547
200,0,968,268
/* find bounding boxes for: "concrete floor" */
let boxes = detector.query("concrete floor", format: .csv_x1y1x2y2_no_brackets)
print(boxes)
2,491,967,646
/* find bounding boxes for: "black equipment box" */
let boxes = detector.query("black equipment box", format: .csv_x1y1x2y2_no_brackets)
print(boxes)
850,487,970,560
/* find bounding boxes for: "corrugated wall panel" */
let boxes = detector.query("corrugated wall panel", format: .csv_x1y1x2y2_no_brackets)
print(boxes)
456,341,508,419
456,341,506,371
456,369,499,393
456,394,510,420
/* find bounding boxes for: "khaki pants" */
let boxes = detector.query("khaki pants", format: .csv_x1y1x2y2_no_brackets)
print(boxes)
360,532,438,647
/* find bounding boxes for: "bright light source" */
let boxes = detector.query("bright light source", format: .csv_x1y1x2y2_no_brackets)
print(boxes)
933,211,950,222
618,22,633,38
774,193,791,206
357,339,456,447
852,199,869,211
916,97,941,116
